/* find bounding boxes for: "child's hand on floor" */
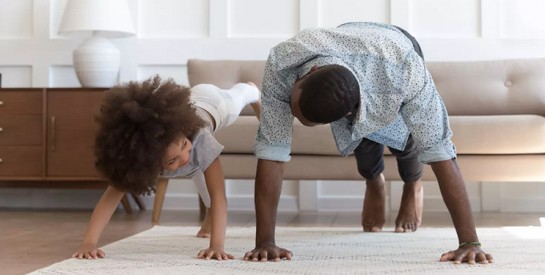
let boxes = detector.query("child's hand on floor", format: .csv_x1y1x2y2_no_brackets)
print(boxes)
72,243,105,259
197,247,235,261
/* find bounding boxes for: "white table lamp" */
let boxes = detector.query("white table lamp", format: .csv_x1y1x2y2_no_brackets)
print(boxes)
59,0,135,88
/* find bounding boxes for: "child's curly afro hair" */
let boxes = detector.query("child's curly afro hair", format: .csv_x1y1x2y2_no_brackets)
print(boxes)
94,76,205,195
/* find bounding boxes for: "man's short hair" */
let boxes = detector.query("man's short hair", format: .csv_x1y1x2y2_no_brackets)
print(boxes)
299,64,360,124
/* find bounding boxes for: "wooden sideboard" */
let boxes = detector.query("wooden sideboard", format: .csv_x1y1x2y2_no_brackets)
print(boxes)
0,88,143,212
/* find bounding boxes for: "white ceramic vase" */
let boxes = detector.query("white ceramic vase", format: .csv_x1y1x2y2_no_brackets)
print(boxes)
73,36,120,88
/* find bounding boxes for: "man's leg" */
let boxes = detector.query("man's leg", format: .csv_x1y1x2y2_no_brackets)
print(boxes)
354,138,386,232
388,135,424,232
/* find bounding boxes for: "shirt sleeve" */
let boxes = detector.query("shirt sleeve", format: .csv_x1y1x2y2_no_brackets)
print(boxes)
253,57,294,162
399,53,457,164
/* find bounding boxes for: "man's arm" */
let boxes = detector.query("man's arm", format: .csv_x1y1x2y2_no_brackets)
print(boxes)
243,159,292,262
246,55,296,261
72,185,125,259
397,55,492,263
431,160,477,242
432,160,493,264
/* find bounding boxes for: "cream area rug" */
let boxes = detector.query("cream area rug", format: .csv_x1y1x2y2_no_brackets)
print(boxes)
31,226,545,275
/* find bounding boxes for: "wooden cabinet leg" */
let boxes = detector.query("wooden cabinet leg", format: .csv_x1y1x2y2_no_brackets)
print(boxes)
152,178,169,225
130,192,146,211
121,194,133,214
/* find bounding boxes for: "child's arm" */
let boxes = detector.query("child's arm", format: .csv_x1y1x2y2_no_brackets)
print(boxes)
197,157,234,260
72,185,125,259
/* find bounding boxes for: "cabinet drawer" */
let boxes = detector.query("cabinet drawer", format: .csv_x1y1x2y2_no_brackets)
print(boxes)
0,115,42,145
0,146,43,177
47,90,104,117
0,90,42,115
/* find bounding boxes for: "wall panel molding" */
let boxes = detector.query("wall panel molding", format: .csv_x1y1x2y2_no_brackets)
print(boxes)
390,0,410,29
137,64,188,85
299,0,319,30
409,0,481,39
499,0,545,39
209,0,229,38
481,0,500,39
137,0,210,39
49,65,78,87
317,0,390,28
0,0,33,39
227,0,299,38
0,65,33,87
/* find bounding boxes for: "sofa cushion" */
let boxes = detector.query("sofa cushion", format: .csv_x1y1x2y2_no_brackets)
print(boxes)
215,118,339,155
428,58,545,116
216,115,545,156
450,115,545,154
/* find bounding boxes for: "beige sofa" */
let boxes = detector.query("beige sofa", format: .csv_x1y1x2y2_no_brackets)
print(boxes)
152,58,545,223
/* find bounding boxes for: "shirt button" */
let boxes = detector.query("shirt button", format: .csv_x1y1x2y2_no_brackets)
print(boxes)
504,80,512,87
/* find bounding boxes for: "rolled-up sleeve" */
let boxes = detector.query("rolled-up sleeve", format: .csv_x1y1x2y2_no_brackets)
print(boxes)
254,58,294,162
399,54,457,164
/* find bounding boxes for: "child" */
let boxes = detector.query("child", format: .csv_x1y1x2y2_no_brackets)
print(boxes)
72,76,261,261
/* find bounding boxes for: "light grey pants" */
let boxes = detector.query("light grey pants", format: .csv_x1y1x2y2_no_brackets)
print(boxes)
189,83,259,208
191,83,259,132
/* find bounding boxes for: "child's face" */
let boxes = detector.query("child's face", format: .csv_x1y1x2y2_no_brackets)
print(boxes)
162,135,193,171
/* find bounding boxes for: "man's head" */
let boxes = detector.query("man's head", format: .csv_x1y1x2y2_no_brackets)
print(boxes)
290,64,360,126
94,76,205,195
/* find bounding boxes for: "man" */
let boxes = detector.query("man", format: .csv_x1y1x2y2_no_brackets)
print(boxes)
243,22,493,264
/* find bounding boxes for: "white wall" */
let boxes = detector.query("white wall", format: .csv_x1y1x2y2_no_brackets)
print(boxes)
1,0,545,213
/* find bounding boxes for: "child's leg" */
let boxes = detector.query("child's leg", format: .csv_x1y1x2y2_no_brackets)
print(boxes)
191,83,260,132
246,82,261,119
216,83,260,129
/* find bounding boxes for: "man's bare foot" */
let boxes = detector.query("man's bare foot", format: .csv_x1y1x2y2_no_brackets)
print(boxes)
196,208,211,238
362,174,386,232
247,82,261,119
394,180,423,232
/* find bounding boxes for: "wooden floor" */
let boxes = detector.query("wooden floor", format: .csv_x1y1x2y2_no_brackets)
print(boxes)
2,209,543,275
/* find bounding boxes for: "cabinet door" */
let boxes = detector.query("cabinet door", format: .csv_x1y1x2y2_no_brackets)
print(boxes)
0,89,43,178
46,89,105,178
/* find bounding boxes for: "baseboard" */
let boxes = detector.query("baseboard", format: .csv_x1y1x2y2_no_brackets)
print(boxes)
499,198,545,212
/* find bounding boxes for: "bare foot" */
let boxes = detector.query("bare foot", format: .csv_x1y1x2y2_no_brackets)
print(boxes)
247,82,261,119
361,174,386,232
394,180,423,233
196,208,211,238
196,227,210,238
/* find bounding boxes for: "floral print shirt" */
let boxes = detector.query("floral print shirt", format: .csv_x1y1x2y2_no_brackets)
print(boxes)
254,22,456,164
